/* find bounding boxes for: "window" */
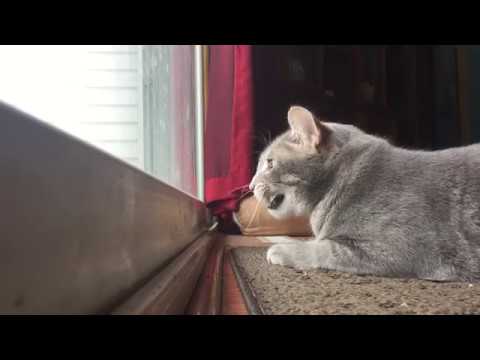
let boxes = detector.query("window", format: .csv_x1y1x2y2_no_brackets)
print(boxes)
0,45,204,200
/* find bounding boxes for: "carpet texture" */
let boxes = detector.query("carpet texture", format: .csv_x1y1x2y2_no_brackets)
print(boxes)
231,247,480,315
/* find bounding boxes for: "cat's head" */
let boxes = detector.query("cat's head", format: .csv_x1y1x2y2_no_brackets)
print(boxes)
249,106,354,220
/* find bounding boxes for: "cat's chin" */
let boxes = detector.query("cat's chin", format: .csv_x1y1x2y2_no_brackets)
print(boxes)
266,207,296,220
268,204,312,221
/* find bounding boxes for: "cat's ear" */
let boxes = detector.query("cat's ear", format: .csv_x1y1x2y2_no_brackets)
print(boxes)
287,106,330,151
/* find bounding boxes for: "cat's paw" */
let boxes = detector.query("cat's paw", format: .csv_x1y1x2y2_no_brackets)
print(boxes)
266,244,314,270
266,244,292,267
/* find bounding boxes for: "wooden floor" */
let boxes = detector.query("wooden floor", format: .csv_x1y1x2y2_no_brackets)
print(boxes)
222,235,268,315
222,252,249,315
187,234,268,315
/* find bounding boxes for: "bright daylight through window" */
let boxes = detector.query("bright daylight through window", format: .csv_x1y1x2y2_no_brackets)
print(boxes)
0,45,204,199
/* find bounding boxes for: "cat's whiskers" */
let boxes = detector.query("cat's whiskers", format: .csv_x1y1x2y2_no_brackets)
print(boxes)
245,195,262,230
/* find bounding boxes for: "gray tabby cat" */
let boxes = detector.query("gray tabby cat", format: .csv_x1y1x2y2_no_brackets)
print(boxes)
249,106,480,282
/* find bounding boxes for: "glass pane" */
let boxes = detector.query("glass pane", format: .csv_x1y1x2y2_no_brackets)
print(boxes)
0,45,201,199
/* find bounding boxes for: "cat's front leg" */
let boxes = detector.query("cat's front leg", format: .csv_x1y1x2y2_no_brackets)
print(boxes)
267,238,391,275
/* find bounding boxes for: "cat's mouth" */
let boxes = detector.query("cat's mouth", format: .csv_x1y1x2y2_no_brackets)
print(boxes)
252,183,285,210
267,193,285,210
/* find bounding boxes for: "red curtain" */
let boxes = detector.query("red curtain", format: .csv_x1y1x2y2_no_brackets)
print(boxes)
205,45,255,230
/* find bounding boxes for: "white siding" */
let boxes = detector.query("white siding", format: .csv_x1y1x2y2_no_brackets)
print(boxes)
92,141,139,159
86,53,139,70
83,46,142,168
76,123,139,141
82,106,139,124
86,71,138,87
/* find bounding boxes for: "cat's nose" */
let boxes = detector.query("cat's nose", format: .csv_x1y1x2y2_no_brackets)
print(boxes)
249,181,265,192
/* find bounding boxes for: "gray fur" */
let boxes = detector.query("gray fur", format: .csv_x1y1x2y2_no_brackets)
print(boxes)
250,106,480,282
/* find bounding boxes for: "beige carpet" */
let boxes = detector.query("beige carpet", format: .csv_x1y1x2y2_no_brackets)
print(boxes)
231,247,480,315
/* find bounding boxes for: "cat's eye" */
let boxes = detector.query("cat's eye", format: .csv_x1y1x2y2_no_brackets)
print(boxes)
267,158,273,169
